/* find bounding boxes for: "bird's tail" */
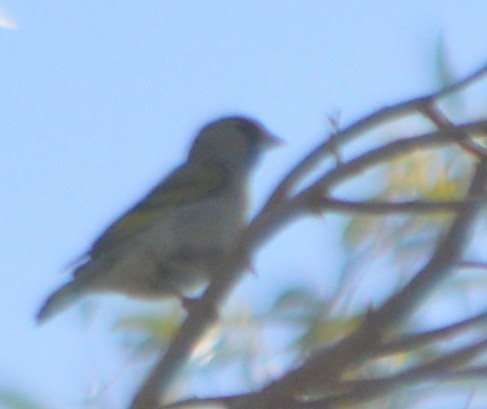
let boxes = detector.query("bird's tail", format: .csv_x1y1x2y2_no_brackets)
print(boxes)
36,281,85,324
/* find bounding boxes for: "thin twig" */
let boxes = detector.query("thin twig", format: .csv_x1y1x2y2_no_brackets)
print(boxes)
457,260,487,270
420,102,487,158
311,121,487,195
374,309,487,355
320,197,482,214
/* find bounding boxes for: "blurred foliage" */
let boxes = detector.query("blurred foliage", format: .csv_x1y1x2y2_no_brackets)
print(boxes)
114,303,183,358
0,386,47,409
344,144,471,253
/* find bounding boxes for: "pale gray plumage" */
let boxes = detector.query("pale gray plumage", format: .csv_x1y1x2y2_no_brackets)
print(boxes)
37,116,279,323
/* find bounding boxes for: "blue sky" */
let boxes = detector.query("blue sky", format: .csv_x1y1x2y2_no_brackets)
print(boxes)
2,2,487,408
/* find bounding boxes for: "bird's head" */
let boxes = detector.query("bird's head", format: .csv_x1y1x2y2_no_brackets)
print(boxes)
188,116,282,174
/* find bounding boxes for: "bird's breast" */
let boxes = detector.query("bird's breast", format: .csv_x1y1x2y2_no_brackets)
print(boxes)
138,186,247,262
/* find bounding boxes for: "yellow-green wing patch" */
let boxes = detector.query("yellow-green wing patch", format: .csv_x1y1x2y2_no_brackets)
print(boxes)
91,163,227,255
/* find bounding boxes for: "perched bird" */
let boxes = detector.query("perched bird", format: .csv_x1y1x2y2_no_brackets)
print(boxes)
37,116,280,323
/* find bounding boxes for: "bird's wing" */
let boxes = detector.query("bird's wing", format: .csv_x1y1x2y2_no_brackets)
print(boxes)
90,162,228,256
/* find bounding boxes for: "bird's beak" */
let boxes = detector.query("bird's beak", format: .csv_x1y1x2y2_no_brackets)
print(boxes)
262,131,285,148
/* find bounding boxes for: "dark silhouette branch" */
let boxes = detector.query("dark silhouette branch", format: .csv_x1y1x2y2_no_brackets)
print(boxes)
320,196,483,214
315,338,487,407
375,309,487,355
159,338,487,409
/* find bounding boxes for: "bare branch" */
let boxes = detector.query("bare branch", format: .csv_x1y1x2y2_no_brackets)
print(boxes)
320,197,482,215
160,338,487,409
311,120,487,195
263,61,487,211
457,260,487,270
375,309,487,355
319,338,487,407
419,102,487,158
261,157,487,399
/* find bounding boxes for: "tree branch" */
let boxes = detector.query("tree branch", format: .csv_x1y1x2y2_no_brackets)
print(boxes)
375,309,487,355
129,63,487,409
263,61,487,211
320,197,482,215
260,157,487,400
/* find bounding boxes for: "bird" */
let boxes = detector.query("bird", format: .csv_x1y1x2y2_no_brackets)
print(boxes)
36,116,281,323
